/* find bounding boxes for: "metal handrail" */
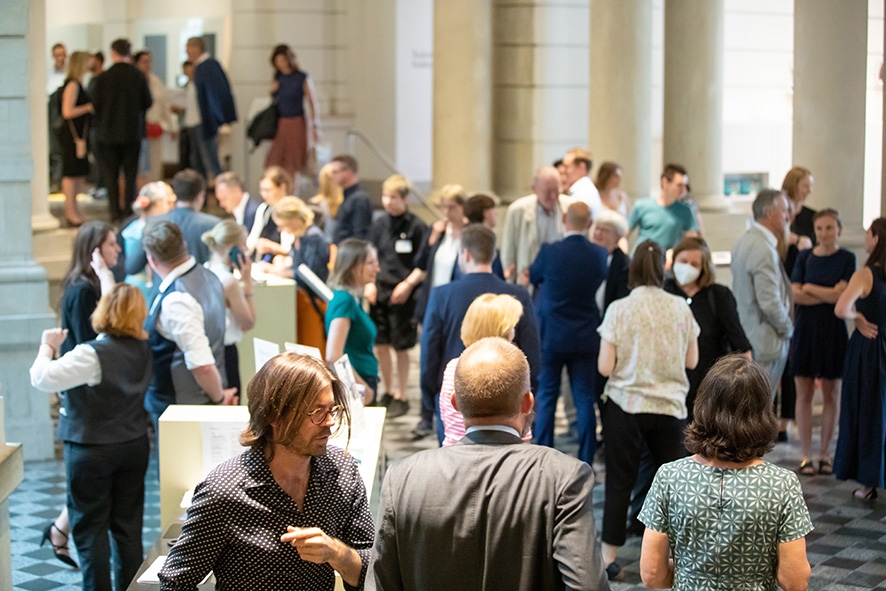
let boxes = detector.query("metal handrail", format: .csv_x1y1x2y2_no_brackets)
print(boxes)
347,128,441,218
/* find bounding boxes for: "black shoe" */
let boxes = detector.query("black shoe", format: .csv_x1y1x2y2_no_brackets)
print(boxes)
41,522,79,569
386,399,410,419
605,561,623,581
411,419,434,439
776,430,788,443
378,393,394,408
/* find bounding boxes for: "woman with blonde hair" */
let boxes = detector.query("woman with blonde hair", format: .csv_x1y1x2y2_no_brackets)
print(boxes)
202,220,255,394
58,50,95,226
250,165,293,258
414,183,468,322
439,293,527,446
310,162,344,243
122,181,175,296
325,239,380,404
30,283,154,591
266,196,331,284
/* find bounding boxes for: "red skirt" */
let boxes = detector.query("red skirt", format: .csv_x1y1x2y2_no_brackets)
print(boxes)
265,116,307,180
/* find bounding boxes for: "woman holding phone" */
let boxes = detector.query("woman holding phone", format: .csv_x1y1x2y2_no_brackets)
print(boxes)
202,220,256,394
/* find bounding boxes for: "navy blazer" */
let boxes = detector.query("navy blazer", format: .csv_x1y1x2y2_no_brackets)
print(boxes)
242,197,259,233
419,273,540,403
604,247,631,311
530,234,608,354
194,57,237,138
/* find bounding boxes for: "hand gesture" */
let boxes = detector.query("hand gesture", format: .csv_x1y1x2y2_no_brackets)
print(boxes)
90,247,109,275
281,527,340,565
854,312,878,339
797,236,813,250
220,387,239,406
41,328,68,353
517,268,530,287
237,250,253,279
364,282,377,306
390,281,412,304
504,263,516,280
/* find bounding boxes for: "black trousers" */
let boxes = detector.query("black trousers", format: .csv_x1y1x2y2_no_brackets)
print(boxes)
97,141,140,222
65,436,149,591
224,344,241,395
601,401,685,546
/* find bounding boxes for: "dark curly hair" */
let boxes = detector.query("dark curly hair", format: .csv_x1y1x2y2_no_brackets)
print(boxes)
684,354,778,463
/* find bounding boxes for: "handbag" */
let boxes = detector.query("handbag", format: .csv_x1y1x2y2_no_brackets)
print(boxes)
68,119,87,159
145,122,163,139
247,102,279,148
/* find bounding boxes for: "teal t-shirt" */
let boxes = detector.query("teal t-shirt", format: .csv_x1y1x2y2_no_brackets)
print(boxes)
324,289,378,381
629,197,698,250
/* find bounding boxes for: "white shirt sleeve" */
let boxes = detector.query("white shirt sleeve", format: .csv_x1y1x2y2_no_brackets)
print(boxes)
30,344,102,392
156,291,217,370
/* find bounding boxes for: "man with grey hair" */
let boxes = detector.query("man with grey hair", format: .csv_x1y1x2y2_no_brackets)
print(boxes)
501,165,573,286
374,337,609,590
731,188,793,398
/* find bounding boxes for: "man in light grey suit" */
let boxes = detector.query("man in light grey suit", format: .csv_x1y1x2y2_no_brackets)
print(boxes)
373,337,610,590
731,188,793,398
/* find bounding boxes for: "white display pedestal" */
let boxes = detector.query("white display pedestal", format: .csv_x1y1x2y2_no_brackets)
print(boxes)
0,397,25,591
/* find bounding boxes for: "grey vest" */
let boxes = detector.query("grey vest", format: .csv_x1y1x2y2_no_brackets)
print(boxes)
57,336,152,444
145,262,227,411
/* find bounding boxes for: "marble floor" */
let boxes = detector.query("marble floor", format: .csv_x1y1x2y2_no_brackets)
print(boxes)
9,353,886,590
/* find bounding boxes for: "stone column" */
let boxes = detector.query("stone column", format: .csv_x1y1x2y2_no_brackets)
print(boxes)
492,1,590,201
0,0,58,460
794,0,867,243
29,0,58,232
589,0,652,202
433,0,493,191
663,0,727,211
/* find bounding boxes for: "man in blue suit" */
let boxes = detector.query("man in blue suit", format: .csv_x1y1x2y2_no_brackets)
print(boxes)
530,202,608,464
416,225,540,440
185,37,237,179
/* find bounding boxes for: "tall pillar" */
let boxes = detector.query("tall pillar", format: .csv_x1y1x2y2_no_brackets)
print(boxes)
29,0,58,232
794,0,867,243
492,1,590,200
663,0,727,211
0,0,58,459
589,0,652,202
433,0,492,191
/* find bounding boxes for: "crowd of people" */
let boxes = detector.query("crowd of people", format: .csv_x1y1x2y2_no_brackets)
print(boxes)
31,37,886,591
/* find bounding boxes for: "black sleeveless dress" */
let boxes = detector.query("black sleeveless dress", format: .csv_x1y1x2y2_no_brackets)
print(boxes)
59,78,91,177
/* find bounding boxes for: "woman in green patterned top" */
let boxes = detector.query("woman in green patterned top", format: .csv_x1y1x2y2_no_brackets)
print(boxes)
639,355,812,590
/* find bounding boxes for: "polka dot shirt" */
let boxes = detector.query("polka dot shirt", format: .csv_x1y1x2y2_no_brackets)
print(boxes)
158,446,374,590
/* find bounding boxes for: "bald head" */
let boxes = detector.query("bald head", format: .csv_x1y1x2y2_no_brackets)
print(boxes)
454,337,530,419
564,201,591,232
532,166,561,211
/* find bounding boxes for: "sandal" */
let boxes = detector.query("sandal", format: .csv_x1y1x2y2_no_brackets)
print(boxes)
798,459,815,476
853,487,878,501
818,458,833,475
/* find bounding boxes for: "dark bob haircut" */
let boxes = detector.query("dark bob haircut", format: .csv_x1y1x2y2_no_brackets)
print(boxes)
628,239,664,289
684,354,778,463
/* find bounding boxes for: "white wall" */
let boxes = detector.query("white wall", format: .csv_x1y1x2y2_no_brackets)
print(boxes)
395,0,432,184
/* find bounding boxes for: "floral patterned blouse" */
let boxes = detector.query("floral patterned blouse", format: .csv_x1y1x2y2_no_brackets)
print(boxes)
639,457,813,591
597,286,700,419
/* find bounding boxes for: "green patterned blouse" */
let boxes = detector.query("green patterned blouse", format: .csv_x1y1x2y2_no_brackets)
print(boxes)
639,457,813,590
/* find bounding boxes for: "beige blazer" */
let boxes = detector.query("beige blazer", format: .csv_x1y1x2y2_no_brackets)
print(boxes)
500,193,574,284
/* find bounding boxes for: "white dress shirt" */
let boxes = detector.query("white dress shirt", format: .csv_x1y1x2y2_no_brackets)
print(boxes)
246,202,271,253
150,257,216,370
568,176,604,220
233,192,252,227
30,341,102,395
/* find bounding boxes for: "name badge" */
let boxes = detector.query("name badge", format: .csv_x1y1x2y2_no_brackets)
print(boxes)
395,239,413,254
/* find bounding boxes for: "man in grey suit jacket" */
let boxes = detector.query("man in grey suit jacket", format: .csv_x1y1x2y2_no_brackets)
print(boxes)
731,188,793,397
373,338,610,591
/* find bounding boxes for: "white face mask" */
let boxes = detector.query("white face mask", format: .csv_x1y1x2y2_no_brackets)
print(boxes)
673,261,701,286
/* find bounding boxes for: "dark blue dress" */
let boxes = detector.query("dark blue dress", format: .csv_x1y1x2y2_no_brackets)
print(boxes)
790,248,855,379
834,265,886,489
